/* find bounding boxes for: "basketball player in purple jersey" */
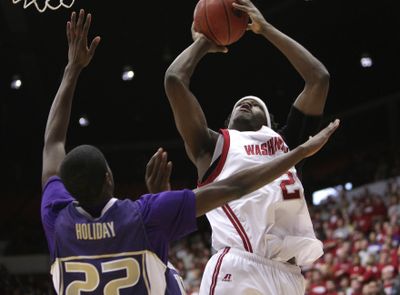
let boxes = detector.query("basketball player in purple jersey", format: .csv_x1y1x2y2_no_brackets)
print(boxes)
41,9,338,294
164,0,331,293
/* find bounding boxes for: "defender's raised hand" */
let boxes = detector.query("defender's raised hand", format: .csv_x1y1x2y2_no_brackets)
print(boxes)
232,0,267,34
42,11,102,186
66,9,101,70
300,119,340,158
145,148,173,193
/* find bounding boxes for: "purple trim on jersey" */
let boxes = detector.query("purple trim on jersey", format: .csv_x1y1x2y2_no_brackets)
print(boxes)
137,190,197,263
41,176,74,255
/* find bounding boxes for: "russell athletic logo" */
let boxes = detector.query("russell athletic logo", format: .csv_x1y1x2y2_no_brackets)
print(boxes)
222,274,232,282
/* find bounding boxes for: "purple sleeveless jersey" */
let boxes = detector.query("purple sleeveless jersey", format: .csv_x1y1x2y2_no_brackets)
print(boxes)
41,176,196,294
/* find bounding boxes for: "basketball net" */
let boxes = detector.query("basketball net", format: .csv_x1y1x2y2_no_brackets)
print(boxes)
12,0,75,13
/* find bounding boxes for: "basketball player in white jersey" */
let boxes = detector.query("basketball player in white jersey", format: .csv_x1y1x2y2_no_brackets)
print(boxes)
164,0,331,293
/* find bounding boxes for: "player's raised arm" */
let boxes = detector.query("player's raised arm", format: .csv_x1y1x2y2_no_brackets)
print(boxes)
233,0,330,116
164,26,226,171
194,119,339,216
42,10,100,188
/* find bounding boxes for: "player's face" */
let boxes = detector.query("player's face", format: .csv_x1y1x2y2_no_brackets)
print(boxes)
228,99,267,130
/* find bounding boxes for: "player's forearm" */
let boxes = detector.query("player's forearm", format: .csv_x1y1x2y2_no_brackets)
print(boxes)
44,64,81,145
165,37,210,86
219,146,306,199
260,22,329,84
195,146,307,216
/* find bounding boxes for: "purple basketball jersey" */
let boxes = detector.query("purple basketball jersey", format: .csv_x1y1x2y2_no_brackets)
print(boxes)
41,176,197,294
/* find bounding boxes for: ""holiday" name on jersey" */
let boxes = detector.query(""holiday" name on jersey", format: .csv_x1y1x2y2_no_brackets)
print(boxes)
75,222,116,240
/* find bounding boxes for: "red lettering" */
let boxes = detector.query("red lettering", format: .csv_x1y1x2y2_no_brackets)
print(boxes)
244,138,289,156
255,145,261,155
267,139,274,155
273,137,279,153
244,145,255,155
260,143,268,155
276,137,283,151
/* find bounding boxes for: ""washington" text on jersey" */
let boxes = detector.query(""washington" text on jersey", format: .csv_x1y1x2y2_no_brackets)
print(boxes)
244,137,288,156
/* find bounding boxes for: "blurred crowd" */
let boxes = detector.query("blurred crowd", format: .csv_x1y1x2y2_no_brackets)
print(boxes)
304,179,400,295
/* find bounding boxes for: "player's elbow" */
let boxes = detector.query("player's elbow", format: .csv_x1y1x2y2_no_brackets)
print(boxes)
311,66,330,85
164,67,189,88
317,68,330,83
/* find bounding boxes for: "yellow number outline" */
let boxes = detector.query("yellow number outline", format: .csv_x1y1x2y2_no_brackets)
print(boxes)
57,251,151,294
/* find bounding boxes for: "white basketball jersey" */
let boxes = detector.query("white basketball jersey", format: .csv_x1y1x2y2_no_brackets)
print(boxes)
201,126,323,266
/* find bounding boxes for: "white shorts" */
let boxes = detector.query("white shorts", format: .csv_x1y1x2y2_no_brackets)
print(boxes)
199,247,306,295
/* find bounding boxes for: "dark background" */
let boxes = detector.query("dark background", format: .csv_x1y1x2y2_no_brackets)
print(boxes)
1,0,400,253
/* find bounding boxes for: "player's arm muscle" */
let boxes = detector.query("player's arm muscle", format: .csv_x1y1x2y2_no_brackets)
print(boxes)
260,23,329,115
42,65,80,187
164,37,219,165
194,120,339,216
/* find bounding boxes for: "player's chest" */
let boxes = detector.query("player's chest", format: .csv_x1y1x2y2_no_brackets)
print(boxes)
228,133,289,159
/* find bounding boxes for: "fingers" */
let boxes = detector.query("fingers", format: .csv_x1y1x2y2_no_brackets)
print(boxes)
219,46,229,53
324,119,340,137
88,36,101,57
66,21,71,43
76,9,84,33
234,0,249,5
70,9,91,37
146,148,162,179
232,2,248,12
155,151,168,185
69,10,91,42
145,148,173,193
302,119,340,158
70,11,76,34
164,161,173,184
82,13,92,41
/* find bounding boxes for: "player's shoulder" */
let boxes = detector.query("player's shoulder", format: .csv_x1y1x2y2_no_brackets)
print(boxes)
42,175,64,192
113,198,142,212
140,190,194,202
137,190,195,210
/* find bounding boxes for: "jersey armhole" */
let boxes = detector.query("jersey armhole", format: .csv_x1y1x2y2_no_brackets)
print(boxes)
198,129,230,187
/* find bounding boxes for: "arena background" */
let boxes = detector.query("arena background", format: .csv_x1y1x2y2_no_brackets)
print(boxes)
1,0,400,293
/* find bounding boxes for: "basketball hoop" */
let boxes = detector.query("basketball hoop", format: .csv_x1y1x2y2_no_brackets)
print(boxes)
11,0,76,13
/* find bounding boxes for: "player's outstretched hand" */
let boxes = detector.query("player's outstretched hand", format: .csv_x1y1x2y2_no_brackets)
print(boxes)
191,22,228,53
66,9,101,70
145,148,173,194
300,119,340,158
232,0,267,34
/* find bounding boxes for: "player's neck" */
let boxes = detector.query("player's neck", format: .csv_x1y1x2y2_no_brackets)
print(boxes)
80,197,111,218
230,121,262,132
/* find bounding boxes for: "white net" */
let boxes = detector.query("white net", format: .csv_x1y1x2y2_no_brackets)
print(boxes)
11,0,76,13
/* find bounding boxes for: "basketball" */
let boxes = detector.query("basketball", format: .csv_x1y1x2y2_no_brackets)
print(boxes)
193,0,249,46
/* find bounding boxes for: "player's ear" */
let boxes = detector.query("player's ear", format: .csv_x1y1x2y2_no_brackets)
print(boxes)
105,171,113,187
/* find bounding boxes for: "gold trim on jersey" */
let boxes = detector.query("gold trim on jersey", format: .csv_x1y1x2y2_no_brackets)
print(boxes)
52,250,165,294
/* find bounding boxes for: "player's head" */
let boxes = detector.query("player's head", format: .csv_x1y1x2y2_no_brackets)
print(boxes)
60,145,114,206
227,96,272,131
